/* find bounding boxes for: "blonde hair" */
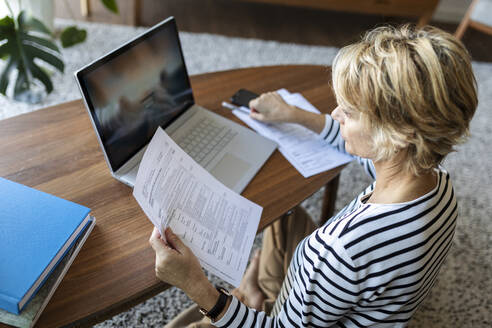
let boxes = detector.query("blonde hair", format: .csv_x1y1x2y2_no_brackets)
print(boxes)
332,25,478,175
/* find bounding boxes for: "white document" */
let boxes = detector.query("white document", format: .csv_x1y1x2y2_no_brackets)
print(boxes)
233,89,353,178
133,127,262,287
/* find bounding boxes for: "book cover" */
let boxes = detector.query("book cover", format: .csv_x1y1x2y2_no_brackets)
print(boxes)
0,217,96,328
0,177,91,315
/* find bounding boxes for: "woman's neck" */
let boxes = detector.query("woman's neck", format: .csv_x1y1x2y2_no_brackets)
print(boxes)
368,159,437,204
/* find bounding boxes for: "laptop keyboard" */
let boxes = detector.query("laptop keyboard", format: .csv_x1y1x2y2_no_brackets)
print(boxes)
176,119,237,167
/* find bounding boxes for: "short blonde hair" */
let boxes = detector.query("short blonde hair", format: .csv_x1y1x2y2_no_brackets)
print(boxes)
332,25,478,175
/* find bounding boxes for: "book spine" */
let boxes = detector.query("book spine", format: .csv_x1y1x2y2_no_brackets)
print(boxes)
30,217,96,328
18,215,91,312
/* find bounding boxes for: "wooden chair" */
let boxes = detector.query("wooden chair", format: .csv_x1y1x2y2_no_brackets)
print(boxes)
456,0,492,39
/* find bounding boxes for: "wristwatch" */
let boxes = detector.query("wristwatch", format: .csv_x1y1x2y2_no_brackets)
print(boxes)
199,287,231,321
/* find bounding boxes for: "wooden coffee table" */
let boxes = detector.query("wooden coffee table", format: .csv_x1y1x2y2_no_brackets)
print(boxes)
0,65,345,327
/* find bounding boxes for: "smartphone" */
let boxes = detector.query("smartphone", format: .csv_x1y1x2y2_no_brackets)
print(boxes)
230,89,259,108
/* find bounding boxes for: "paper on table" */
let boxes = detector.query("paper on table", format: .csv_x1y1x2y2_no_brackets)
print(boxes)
133,127,262,287
233,89,353,177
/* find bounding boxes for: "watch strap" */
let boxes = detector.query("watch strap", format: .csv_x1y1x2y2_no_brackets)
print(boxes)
200,287,230,320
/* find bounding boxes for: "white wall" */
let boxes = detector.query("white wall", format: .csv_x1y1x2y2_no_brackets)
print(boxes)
0,0,54,30
0,1,19,17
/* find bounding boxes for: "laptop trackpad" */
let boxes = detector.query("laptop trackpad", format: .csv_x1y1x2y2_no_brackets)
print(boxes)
210,153,251,189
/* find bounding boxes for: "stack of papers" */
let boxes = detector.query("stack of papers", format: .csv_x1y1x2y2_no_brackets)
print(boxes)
232,89,353,177
133,128,262,287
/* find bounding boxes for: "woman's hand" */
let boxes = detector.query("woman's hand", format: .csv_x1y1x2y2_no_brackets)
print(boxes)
249,92,300,123
149,227,227,317
249,91,327,134
149,227,206,292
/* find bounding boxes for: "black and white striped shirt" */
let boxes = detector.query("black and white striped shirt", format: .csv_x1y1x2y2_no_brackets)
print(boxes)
215,115,456,327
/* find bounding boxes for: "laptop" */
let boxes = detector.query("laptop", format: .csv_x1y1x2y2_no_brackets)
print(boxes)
75,17,277,193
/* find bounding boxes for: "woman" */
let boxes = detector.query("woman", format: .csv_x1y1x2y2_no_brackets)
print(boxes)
150,25,477,327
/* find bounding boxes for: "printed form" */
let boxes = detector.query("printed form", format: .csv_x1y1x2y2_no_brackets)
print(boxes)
133,127,262,287
232,89,353,178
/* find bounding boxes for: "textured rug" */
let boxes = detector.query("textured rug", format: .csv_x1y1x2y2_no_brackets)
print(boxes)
1,20,490,327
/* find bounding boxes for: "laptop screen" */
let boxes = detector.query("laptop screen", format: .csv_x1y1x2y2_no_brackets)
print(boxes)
76,17,194,172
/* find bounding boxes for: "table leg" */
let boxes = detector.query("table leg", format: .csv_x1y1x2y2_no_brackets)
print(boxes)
320,173,340,225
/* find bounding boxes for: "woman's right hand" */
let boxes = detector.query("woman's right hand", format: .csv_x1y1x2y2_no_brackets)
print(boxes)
249,91,327,134
249,92,300,123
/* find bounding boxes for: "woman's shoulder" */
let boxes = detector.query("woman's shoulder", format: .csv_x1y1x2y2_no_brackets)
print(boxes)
318,167,454,255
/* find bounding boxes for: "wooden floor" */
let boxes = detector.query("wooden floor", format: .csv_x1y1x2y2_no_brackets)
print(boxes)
55,0,492,62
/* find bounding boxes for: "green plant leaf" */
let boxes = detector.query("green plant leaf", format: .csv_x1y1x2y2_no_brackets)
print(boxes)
0,43,10,57
0,16,15,41
0,15,14,28
14,65,29,94
0,42,11,60
0,16,14,29
101,0,119,14
24,44,64,72
18,11,51,35
0,15,14,25
0,10,63,100
60,26,87,48
0,57,16,95
23,34,61,53
29,61,53,93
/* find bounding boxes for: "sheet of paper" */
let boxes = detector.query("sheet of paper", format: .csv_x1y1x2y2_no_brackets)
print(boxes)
233,89,353,177
133,127,262,287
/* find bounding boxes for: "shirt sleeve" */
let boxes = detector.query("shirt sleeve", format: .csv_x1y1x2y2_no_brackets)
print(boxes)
318,114,376,180
213,233,361,328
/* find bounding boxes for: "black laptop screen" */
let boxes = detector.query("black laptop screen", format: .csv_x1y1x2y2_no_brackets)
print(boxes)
77,17,194,172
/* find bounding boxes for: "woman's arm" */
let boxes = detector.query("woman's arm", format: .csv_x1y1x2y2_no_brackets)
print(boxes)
149,227,360,327
250,92,376,180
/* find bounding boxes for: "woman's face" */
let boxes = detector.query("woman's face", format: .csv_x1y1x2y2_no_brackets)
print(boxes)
331,105,374,159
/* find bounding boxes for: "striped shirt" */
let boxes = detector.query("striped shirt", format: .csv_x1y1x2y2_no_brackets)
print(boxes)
215,115,457,327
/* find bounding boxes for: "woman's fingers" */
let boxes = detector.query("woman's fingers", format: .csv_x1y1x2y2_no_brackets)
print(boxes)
164,227,187,254
148,226,206,293
248,91,294,123
149,227,164,251
149,227,177,257
250,111,265,121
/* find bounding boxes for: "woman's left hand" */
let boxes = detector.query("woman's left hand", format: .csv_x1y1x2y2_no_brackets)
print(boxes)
149,227,206,293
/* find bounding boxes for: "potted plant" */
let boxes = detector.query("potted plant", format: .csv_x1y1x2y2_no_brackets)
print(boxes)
0,0,118,103
0,1,63,103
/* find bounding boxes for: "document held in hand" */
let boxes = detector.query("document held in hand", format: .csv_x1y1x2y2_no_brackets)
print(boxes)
133,127,262,287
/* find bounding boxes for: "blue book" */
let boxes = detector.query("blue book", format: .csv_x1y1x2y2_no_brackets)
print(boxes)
0,218,96,328
0,178,91,315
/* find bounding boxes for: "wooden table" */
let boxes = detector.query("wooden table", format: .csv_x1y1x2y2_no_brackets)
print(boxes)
0,65,344,327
